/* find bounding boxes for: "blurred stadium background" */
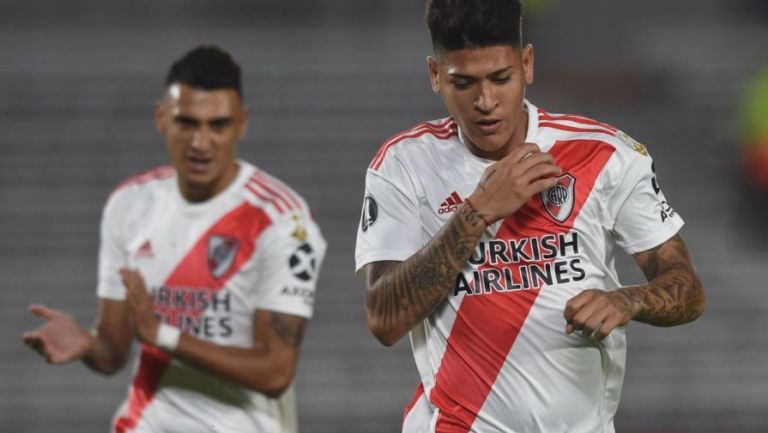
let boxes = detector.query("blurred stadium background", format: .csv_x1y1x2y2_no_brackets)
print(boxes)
1,0,767,432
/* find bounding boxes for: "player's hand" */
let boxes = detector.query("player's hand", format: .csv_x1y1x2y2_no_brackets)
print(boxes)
120,268,159,346
467,143,560,224
23,304,93,364
563,289,638,340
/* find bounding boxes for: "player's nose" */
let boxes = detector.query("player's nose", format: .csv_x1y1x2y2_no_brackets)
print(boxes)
191,127,214,150
474,82,498,113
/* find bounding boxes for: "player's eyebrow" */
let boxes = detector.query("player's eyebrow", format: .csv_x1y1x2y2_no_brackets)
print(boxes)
173,114,200,126
449,66,514,80
173,115,234,128
208,117,234,128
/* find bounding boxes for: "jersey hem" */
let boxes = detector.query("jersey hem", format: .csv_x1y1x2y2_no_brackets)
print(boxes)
355,250,417,273
620,217,684,254
97,288,126,301
253,303,314,320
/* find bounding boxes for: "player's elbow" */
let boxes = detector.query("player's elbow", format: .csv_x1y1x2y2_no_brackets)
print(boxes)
262,372,294,398
366,315,402,347
689,280,706,322
249,361,296,398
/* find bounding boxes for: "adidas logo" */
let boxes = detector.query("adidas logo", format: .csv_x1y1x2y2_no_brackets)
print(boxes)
438,191,464,214
135,240,154,258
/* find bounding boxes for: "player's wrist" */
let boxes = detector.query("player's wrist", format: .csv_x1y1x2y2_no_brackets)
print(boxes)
615,287,645,320
155,322,181,352
465,194,495,226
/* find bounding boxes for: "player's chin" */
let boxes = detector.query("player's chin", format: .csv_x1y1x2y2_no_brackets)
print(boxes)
468,133,509,155
179,170,216,188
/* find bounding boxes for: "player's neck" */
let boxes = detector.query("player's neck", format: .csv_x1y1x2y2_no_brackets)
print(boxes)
178,163,240,203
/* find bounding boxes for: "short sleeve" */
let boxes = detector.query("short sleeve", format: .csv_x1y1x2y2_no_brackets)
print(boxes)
96,195,129,300
249,213,326,319
355,164,423,272
607,150,684,254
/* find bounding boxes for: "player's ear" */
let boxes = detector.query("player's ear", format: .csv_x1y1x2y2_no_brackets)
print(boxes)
427,56,441,95
237,105,250,140
522,44,534,86
154,100,168,134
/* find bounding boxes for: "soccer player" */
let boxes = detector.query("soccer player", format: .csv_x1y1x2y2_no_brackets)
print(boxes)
355,1,705,432
23,46,325,433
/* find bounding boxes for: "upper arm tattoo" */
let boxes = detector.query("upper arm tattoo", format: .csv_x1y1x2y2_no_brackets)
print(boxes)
269,313,307,349
365,203,487,337
629,234,705,326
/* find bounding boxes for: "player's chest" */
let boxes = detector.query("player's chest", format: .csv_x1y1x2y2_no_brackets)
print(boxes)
124,202,262,289
420,141,614,242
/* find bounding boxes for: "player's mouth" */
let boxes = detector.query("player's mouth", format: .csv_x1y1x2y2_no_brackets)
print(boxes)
475,118,502,135
187,155,214,174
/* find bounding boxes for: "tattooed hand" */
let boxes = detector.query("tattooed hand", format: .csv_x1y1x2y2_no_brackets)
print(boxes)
564,234,705,340
564,289,637,340
468,142,561,224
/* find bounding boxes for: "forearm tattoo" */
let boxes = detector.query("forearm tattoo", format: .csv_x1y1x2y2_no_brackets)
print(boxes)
366,203,487,335
270,313,306,348
623,234,705,326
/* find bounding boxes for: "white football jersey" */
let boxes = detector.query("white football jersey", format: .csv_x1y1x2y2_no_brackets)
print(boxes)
355,100,683,433
98,161,326,433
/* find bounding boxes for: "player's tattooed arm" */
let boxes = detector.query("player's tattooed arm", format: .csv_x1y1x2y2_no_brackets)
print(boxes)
622,234,706,326
269,312,306,349
365,203,489,346
564,234,705,340
365,143,560,346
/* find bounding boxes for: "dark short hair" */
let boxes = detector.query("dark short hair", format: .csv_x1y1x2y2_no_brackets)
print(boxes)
165,45,243,97
426,0,523,54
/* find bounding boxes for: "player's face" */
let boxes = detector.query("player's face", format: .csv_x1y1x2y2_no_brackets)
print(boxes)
428,44,534,160
155,83,248,201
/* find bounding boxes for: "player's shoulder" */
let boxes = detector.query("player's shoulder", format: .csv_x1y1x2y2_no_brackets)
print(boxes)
368,117,459,172
241,163,312,221
107,165,175,204
240,163,325,248
536,107,648,158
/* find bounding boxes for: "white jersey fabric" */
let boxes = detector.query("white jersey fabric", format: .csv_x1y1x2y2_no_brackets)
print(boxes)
355,100,683,433
98,160,326,433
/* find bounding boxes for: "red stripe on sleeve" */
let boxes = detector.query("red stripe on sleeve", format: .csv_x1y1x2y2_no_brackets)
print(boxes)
539,112,618,132
539,121,616,137
250,176,293,212
370,119,457,170
254,171,303,211
246,183,285,214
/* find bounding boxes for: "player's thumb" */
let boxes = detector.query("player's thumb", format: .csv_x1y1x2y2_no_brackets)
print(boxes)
28,304,59,320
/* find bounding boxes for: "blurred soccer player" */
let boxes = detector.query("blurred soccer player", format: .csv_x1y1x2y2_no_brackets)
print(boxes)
355,1,705,432
24,45,326,433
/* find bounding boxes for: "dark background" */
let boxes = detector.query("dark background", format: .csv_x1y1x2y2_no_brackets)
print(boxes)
1,0,767,432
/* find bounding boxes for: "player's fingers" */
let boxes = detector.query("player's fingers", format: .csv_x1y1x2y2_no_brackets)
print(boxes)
506,142,541,163
22,333,40,348
525,176,560,197
571,300,603,332
594,315,623,341
582,310,610,337
120,268,143,292
23,335,45,356
28,304,59,320
564,291,595,322
515,151,555,174
520,163,561,186
565,322,575,334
